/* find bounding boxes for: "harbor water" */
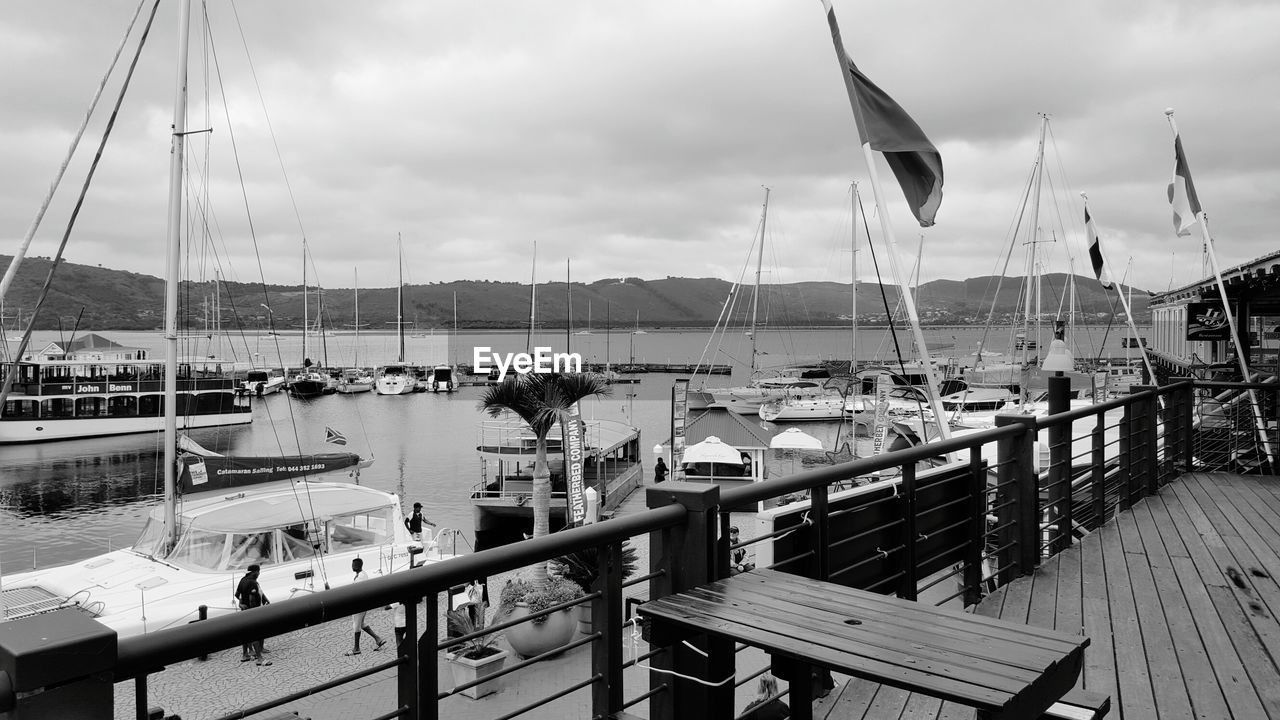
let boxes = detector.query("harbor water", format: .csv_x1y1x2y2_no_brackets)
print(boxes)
0,325,1148,571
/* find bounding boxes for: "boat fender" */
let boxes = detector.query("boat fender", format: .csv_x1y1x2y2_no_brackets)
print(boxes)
515,494,527,506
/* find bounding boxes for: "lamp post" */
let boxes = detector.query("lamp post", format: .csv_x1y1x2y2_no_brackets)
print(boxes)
1041,321,1073,554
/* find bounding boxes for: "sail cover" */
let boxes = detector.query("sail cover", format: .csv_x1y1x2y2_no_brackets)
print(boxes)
177,452,365,495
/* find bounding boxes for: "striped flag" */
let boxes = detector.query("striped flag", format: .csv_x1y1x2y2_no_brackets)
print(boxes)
324,426,347,445
820,0,943,227
1083,204,1111,289
1168,133,1202,236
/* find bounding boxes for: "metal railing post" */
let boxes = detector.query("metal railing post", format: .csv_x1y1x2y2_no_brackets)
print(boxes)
419,591,438,720
398,597,419,720
963,448,986,607
592,540,625,716
646,481,728,720
900,463,918,601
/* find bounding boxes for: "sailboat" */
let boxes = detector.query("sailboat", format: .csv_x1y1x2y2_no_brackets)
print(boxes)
286,239,329,398
335,269,373,394
0,4,459,636
426,291,458,393
575,300,593,336
375,236,417,396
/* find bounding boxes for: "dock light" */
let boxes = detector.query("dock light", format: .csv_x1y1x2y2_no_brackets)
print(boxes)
1040,340,1074,373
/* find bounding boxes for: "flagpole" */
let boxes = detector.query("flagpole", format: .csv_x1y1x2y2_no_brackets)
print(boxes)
1164,109,1273,468
1081,193,1159,394
820,0,952,445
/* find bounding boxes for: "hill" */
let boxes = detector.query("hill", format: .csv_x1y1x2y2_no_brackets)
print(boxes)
0,255,1150,331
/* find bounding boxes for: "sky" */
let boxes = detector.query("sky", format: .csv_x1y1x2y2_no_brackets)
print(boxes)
1,0,1277,296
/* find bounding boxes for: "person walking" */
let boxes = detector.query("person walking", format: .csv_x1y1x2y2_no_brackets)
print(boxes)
404,502,436,542
234,564,271,666
653,457,668,483
345,558,387,656
391,602,407,650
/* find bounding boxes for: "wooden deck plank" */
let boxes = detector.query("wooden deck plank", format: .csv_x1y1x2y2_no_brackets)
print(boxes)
1132,499,1227,719
1078,527,1115,702
1096,520,1157,717
823,676,880,719
1026,553,1061,632
1053,544,1084,637
1199,474,1280,595
864,683,912,720
1119,505,1195,719
897,691,943,720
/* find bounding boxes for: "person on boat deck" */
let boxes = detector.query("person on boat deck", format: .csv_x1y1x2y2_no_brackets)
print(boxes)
234,564,271,666
345,558,387,656
404,502,436,542
653,457,668,483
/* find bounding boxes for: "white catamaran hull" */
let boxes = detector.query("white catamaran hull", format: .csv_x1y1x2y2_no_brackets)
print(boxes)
0,411,252,444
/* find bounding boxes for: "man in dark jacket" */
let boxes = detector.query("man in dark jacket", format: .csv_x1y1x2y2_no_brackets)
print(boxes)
234,564,271,666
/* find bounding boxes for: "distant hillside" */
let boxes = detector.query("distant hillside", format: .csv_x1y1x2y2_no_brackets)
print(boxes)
0,255,1150,331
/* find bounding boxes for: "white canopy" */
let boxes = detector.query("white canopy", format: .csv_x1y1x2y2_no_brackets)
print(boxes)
769,428,824,450
681,436,744,465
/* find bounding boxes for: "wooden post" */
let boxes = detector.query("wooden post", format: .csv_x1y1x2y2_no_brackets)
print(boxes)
1047,374,1071,555
811,483,831,582
399,597,419,720
646,482,729,720
963,448,986,607
592,541,626,716
900,463,918,601
1118,407,1133,511
420,591,438,720
996,414,1039,576
1091,416,1106,529
1134,386,1160,494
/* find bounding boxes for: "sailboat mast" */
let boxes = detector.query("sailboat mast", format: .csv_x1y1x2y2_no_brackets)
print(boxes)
749,187,769,374
527,242,537,354
851,182,859,371
605,300,611,372
302,238,309,365
1024,115,1049,365
163,0,193,548
353,268,360,367
396,234,405,364
566,258,571,354
452,291,458,366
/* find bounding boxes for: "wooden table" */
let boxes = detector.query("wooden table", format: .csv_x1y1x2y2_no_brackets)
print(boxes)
637,568,1091,720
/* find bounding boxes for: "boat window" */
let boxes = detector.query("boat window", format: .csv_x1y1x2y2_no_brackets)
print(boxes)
280,523,321,561
226,532,274,569
328,508,393,551
169,528,228,570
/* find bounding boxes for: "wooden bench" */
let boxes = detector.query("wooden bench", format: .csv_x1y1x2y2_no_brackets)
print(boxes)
637,568,1098,720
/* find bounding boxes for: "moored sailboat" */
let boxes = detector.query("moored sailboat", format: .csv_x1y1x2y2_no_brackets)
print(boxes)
376,236,417,396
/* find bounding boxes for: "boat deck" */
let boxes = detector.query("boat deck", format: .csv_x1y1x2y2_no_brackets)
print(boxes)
823,471,1280,718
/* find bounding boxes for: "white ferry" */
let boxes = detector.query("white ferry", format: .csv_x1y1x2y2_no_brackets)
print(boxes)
0,335,251,443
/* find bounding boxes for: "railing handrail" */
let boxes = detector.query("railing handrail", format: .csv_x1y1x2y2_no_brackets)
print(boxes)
115,501,687,679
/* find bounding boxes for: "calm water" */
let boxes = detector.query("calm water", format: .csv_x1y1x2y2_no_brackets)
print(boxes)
0,325,1146,571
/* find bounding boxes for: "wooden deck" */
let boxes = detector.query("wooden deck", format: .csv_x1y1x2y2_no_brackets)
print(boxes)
820,472,1280,719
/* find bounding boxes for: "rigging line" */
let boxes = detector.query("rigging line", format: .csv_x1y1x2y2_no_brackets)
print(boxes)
228,0,308,242
0,0,162,409
858,191,925,418
0,0,149,308
975,165,1037,368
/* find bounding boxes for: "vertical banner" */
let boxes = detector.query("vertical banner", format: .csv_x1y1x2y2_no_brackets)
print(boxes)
671,379,689,476
872,375,892,455
564,402,586,526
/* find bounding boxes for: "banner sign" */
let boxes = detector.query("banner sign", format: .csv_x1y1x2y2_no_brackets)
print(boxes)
564,402,586,526
872,375,893,455
671,379,689,475
176,452,363,495
1186,301,1234,341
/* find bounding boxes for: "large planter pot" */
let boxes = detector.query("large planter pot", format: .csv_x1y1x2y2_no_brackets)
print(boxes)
504,602,577,658
448,648,508,699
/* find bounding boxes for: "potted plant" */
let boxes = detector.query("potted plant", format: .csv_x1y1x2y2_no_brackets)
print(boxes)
497,574,584,658
552,541,639,635
445,608,508,699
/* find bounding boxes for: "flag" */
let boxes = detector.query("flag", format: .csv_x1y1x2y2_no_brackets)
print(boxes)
1167,133,1202,236
324,426,347,445
1083,205,1111,289
821,0,943,227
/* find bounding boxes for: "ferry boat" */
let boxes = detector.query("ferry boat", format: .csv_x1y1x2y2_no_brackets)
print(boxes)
0,448,460,637
0,354,251,444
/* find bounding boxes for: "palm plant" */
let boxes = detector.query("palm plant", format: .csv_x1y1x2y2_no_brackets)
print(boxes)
478,371,611,585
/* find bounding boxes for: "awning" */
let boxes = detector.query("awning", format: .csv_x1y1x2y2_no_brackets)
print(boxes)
681,436,744,465
769,428,824,450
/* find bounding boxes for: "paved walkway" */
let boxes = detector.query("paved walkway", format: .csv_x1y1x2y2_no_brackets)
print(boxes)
115,484,808,719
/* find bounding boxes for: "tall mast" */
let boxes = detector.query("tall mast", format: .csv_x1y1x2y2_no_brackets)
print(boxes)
527,242,537,354
353,268,360,367
851,182,859,371
452,291,458,366
566,258,571,354
749,187,769,374
1024,114,1048,366
605,300,611,372
302,238,309,365
396,234,404,363
163,0,193,548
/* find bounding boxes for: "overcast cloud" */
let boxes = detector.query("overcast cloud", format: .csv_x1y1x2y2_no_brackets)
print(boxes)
2,0,1277,295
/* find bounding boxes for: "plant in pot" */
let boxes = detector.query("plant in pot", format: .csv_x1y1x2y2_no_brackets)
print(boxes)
445,608,508,699
498,574,585,658
552,541,639,635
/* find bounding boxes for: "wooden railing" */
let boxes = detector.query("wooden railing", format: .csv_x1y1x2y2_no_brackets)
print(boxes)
0,379,1276,720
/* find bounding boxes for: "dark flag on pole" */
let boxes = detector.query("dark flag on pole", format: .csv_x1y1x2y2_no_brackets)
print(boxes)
820,0,943,227
1168,133,1202,237
325,426,347,445
1083,204,1112,289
